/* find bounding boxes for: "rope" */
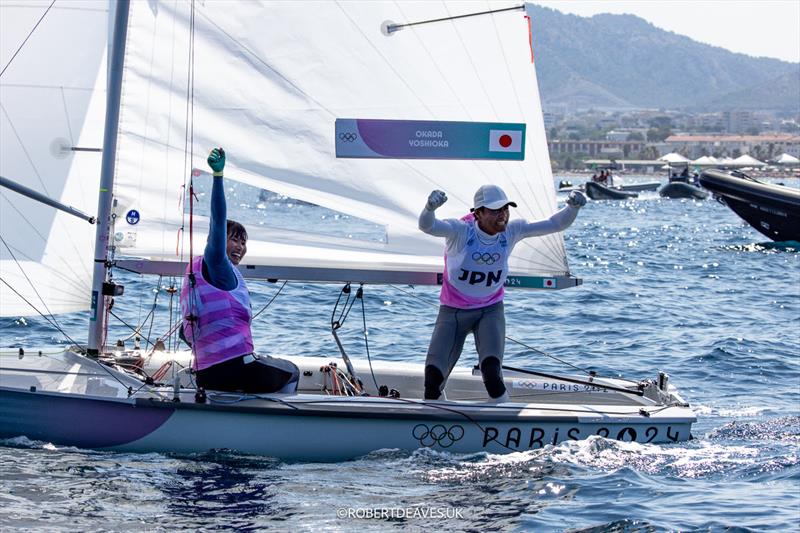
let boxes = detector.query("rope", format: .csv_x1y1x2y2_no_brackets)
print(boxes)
252,280,288,320
330,283,357,328
359,288,380,391
0,277,84,352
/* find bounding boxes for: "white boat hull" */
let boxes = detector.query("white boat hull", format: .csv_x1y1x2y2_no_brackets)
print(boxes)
0,349,695,460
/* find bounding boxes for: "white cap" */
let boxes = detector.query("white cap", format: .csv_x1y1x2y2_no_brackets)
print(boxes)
471,184,517,211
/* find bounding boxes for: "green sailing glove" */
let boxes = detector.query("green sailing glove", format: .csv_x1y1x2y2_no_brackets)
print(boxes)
207,147,226,175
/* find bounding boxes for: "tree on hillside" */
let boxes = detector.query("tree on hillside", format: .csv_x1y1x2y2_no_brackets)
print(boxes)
646,116,673,142
646,126,672,142
649,116,672,128
637,146,660,160
627,132,645,141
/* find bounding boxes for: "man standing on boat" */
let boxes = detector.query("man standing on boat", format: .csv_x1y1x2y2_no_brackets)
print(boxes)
419,185,586,402
180,148,299,394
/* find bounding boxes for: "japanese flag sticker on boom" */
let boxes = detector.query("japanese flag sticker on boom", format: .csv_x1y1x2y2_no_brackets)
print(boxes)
488,129,523,152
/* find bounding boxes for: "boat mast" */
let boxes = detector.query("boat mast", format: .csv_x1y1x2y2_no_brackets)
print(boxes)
87,0,130,357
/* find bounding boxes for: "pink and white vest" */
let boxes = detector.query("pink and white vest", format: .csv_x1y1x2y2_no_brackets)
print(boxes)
440,215,509,309
180,256,254,370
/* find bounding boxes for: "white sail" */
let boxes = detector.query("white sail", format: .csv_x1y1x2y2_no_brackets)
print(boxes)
113,1,571,285
0,1,109,316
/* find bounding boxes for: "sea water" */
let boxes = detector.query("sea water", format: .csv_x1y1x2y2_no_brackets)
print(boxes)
1,178,798,531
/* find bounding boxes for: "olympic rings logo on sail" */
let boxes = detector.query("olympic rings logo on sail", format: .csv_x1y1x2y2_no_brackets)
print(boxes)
412,424,465,448
338,132,358,142
472,252,501,265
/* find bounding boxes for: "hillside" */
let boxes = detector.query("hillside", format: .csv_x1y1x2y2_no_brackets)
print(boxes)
528,4,799,111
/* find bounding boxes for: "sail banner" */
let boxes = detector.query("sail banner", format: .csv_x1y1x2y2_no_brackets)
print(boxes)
335,119,525,160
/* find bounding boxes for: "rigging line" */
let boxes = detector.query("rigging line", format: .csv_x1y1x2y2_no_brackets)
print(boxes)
0,0,57,78
385,3,524,33
116,275,160,343
252,280,288,320
145,276,162,344
108,310,158,349
184,0,196,227
0,195,90,295
0,277,84,352
0,234,68,337
359,288,380,392
0,104,50,196
189,0,196,190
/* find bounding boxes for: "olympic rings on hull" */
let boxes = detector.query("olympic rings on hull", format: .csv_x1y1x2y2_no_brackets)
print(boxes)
412,423,465,448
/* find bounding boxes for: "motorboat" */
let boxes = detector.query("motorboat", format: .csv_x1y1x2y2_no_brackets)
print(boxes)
699,169,800,242
659,181,709,200
585,181,639,200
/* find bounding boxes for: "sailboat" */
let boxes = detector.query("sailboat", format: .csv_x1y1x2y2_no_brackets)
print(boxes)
0,1,694,461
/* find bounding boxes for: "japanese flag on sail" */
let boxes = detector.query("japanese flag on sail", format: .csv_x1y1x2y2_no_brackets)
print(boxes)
488,129,523,152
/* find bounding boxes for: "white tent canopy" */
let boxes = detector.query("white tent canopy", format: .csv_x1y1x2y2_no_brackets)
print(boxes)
773,153,800,165
732,154,766,167
691,155,719,166
659,152,691,164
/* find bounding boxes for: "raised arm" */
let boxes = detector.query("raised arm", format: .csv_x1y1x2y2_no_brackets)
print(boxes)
418,189,462,238
202,147,237,290
514,190,586,238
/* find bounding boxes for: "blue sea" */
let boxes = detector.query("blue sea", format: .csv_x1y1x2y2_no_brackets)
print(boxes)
2,177,799,532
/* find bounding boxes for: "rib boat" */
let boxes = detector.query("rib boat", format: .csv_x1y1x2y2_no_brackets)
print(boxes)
699,169,800,241
585,181,639,200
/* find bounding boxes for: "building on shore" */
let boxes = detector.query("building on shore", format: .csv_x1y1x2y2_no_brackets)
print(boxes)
664,134,800,159
547,140,646,158
584,159,664,173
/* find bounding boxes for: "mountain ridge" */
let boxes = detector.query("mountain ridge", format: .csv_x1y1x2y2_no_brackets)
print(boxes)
528,5,799,112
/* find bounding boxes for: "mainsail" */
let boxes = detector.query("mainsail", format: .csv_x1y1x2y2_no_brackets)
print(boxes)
113,1,571,285
1,1,574,319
